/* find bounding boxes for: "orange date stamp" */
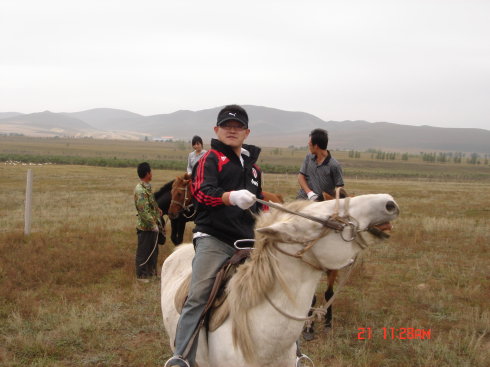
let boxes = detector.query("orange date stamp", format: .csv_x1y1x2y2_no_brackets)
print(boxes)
357,327,431,340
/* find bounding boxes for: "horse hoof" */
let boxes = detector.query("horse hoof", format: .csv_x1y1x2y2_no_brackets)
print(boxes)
324,325,332,333
302,328,315,341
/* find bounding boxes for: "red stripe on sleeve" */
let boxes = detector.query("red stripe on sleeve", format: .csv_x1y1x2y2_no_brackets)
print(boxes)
192,150,223,206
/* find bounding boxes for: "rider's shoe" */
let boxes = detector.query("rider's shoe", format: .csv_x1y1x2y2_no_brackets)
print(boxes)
164,355,190,367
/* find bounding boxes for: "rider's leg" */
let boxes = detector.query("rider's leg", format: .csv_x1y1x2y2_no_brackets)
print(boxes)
169,236,236,367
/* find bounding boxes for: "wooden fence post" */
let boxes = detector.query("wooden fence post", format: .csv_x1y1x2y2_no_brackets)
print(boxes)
24,169,32,236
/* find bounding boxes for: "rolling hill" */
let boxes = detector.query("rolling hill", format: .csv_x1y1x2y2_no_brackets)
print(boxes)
0,106,488,153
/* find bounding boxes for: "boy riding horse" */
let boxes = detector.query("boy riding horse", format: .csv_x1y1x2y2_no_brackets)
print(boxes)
165,105,263,367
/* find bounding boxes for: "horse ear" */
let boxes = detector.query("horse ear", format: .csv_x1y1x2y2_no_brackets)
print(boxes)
257,221,314,243
322,192,334,201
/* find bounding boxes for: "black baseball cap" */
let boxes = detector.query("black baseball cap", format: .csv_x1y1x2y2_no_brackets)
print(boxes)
216,105,248,128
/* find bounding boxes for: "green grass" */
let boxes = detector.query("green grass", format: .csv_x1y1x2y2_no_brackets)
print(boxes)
1,136,489,179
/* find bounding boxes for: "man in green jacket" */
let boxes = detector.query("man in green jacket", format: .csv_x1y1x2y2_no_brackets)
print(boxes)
134,162,163,282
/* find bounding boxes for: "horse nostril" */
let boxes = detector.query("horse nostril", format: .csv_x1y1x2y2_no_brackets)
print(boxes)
386,201,398,213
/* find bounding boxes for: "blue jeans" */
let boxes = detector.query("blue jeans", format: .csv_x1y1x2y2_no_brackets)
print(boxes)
172,236,237,367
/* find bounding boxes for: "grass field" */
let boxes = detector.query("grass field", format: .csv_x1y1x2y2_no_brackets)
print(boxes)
1,136,489,180
0,140,489,366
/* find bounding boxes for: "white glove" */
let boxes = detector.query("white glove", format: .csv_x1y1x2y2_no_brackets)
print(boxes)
152,224,159,232
307,191,319,201
229,190,256,210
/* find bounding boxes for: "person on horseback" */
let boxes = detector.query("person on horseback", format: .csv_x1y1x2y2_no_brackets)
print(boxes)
297,128,345,340
165,105,263,367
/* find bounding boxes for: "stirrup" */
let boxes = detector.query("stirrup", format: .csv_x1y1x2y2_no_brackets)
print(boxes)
296,353,314,367
233,239,255,250
164,355,190,367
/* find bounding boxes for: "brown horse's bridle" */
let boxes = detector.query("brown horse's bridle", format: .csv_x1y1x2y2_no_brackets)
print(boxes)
170,181,195,218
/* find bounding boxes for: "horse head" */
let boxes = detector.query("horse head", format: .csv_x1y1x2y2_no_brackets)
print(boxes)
256,194,400,270
168,173,193,220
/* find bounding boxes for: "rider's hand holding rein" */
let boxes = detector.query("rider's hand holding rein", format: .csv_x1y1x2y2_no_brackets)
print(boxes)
223,189,256,210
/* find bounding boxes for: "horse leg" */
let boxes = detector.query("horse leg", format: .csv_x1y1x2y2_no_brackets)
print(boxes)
176,219,186,245
324,286,334,332
302,294,317,341
170,220,181,246
170,218,187,246
324,270,338,332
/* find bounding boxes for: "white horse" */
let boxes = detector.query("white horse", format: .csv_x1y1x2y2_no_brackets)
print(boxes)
161,194,399,367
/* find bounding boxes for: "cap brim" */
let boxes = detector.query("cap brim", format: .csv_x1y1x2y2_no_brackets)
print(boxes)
217,117,248,127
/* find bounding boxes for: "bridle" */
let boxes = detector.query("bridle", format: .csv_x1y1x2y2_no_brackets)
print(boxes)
254,188,391,324
255,196,369,273
255,188,387,258
170,180,196,218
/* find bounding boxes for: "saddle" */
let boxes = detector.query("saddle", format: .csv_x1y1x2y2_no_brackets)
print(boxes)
174,249,251,332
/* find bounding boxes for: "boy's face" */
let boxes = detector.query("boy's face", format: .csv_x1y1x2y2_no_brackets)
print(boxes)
214,121,250,149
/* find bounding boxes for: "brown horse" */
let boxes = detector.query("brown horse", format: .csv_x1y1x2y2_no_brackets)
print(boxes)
154,178,192,246
168,173,194,220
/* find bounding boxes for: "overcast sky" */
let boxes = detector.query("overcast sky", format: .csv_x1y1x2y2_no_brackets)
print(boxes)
1,0,489,129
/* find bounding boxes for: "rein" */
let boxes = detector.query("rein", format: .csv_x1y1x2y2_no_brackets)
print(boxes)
264,257,358,322
257,188,382,323
255,198,347,232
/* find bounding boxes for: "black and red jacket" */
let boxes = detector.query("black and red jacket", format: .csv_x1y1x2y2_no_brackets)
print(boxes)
191,138,263,246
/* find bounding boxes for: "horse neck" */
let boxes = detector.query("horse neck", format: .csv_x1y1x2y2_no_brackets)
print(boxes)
227,243,324,362
157,191,171,214
269,243,325,313
154,180,174,200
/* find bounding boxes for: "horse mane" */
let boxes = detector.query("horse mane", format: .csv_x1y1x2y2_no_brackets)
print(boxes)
227,200,313,363
154,179,175,200
171,175,184,190
171,173,191,188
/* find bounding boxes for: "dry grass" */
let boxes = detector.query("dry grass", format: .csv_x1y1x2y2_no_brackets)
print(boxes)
0,164,489,366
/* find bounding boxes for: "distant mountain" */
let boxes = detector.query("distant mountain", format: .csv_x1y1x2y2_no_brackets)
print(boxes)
14,111,94,129
324,121,490,152
0,110,147,140
0,112,24,119
66,108,144,130
1,106,489,153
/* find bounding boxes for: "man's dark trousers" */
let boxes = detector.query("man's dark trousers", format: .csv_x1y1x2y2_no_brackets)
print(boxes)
135,229,159,278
